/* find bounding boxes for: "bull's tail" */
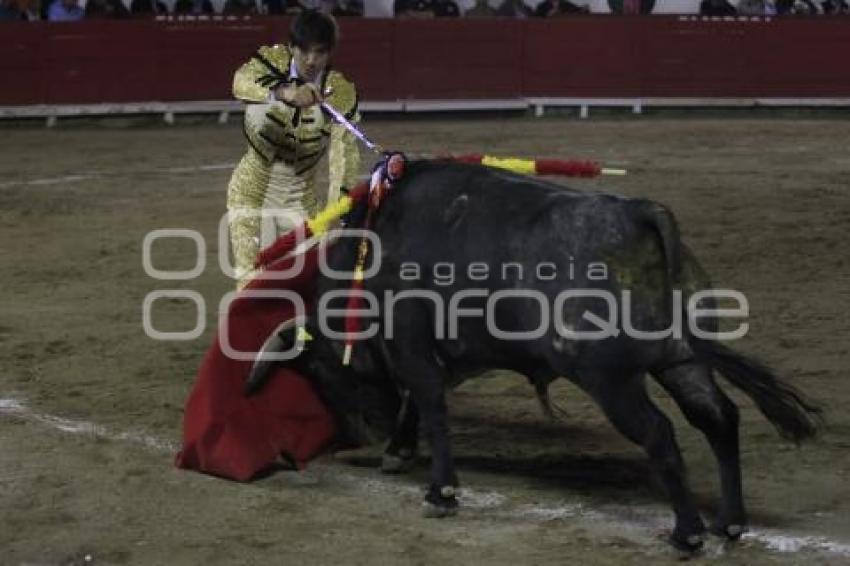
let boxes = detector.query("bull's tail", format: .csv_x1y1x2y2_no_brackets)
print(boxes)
691,338,822,442
637,200,682,285
635,200,822,441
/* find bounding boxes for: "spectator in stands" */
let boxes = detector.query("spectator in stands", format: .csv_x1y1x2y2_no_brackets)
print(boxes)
264,0,282,13
174,0,213,14
130,0,166,14
296,0,346,12
394,0,434,17
47,0,84,20
465,0,496,16
699,0,736,14
332,0,363,16
0,0,26,20
86,0,129,17
787,0,818,11
433,0,459,16
736,0,764,14
264,0,302,14
820,0,848,12
17,0,37,18
534,0,588,16
495,0,533,17
223,0,258,13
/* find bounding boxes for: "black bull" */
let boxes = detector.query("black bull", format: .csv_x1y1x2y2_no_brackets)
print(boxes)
248,160,821,552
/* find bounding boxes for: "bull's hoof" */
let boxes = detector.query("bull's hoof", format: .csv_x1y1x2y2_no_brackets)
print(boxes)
710,522,746,541
422,485,459,518
380,449,417,474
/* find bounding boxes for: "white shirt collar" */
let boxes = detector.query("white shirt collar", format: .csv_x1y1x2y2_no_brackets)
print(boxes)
290,60,324,86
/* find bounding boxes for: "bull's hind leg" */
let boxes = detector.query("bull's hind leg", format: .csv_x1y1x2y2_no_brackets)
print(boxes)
586,373,706,552
653,361,747,541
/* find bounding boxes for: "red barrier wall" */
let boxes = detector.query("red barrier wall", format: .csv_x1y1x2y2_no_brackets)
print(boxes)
4,17,850,106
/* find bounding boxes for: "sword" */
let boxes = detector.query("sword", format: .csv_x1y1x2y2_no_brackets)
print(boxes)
320,100,384,155
318,94,626,176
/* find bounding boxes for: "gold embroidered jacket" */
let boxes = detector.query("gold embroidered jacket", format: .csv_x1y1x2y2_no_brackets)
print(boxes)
232,43,361,203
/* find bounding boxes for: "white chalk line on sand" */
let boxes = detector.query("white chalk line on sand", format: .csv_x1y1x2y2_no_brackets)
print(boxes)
0,162,237,189
325,466,850,558
2,395,849,559
0,397,176,453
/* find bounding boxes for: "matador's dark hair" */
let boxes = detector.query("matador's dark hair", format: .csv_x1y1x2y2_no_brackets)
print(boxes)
290,10,339,51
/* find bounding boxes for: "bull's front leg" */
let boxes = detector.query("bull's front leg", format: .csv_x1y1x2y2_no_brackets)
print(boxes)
381,390,420,474
397,360,458,518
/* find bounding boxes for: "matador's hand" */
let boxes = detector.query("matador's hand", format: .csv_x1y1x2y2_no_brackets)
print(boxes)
274,83,323,108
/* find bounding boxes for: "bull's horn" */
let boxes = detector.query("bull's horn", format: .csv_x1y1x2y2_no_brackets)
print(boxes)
243,317,305,396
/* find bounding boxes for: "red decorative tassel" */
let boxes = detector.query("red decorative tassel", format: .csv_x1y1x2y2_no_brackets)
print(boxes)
450,154,604,178
450,153,484,165
347,181,370,202
535,159,601,177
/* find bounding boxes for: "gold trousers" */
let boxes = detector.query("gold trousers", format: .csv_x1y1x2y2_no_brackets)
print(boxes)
226,148,319,288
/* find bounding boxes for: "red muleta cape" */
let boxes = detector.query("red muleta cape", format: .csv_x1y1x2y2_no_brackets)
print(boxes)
174,247,336,481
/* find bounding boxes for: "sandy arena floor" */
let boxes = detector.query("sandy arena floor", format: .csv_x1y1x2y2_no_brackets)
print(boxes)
1,116,849,565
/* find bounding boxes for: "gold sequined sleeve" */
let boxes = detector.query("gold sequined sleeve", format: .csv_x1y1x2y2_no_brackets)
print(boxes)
232,44,292,103
325,71,361,204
